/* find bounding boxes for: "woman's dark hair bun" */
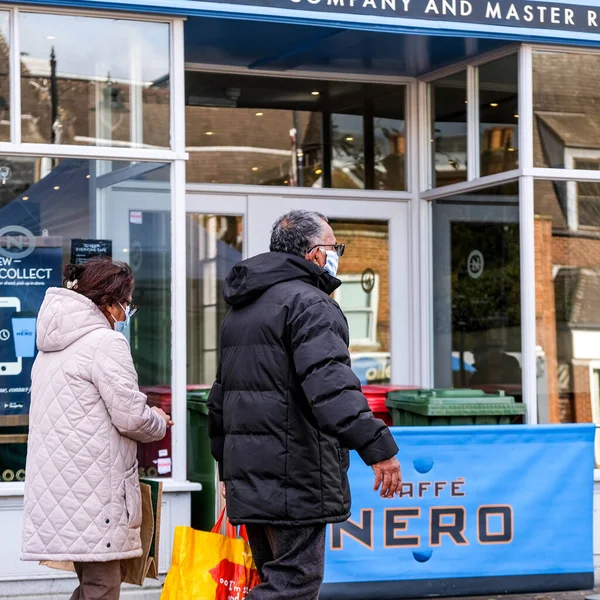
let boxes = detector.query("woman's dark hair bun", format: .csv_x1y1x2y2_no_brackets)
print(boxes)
63,263,85,284
62,258,134,307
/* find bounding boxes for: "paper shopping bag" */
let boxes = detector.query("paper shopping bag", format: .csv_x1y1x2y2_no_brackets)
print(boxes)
161,509,260,600
122,479,163,584
41,480,162,586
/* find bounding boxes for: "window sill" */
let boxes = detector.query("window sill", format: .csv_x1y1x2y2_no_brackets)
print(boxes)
0,479,202,497
350,342,381,350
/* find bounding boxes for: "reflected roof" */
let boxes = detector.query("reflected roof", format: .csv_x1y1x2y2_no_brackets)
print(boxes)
537,112,600,150
555,267,600,329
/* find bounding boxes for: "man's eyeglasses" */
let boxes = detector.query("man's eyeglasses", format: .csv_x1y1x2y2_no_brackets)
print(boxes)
308,243,345,257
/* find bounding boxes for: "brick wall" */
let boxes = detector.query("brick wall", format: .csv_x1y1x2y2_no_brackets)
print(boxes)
534,225,600,424
535,215,561,423
553,234,600,268
573,364,594,423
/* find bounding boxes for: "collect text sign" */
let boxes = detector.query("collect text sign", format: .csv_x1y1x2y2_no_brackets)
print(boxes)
321,425,595,599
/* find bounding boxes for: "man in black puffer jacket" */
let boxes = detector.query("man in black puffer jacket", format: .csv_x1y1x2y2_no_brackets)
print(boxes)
208,210,401,599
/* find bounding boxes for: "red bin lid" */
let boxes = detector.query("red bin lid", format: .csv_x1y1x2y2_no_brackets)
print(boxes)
362,385,419,413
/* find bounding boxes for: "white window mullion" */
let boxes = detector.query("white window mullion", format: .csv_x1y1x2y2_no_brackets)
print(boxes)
519,45,534,171
467,64,479,181
517,45,537,424
169,17,187,482
9,7,20,145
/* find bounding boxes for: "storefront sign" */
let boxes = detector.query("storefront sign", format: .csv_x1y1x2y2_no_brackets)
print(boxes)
0,231,62,416
322,425,594,599
196,0,600,36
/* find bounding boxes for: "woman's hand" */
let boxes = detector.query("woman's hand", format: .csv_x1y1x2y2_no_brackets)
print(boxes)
152,406,174,427
221,482,226,499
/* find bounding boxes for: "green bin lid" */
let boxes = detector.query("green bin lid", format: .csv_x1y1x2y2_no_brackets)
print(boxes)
187,389,211,402
387,388,516,405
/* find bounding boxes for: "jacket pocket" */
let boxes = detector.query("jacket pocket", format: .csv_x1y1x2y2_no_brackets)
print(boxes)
336,445,350,477
124,465,142,529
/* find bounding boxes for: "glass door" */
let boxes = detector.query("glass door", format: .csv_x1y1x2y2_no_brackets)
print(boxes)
185,192,246,529
247,194,410,386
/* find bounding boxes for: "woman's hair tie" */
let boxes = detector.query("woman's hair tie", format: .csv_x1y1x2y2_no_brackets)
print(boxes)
66,279,78,290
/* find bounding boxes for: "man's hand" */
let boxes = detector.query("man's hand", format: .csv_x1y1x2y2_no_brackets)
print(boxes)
372,457,402,498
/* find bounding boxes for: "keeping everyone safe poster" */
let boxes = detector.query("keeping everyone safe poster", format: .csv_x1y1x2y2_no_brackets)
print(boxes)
322,425,595,599
0,227,62,417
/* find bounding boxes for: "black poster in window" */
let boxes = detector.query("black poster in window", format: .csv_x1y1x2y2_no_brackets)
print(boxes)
70,239,112,265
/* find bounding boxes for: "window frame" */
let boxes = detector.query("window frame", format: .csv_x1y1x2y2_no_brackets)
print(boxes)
0,6,187,490
2,5,181,162
334,273,380,348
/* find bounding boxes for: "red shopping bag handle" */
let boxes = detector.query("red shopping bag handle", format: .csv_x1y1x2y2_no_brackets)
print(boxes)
212,508,249,543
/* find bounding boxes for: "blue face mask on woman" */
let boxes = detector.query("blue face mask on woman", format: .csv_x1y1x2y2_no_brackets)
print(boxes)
112,303,133,333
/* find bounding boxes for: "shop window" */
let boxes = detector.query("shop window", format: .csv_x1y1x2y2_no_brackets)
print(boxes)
19,13,170,148
185,72,406,191
534,179,600,425
329,219,390,385
431,71,467,188
478,55,519,177
432,184,522,399
0,158,171,482
533,51,600,172
334,274,380,347
186,214,243,386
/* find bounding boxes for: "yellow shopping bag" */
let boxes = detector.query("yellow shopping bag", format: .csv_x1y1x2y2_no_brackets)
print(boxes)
161,509,260,600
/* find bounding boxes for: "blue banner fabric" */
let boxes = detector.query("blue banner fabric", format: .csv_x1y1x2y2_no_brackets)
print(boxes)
322,425,595,599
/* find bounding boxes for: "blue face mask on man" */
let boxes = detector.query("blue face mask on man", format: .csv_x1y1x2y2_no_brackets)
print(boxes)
322,249,339,278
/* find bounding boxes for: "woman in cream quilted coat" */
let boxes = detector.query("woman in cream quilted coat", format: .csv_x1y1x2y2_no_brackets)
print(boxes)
21,258,172,600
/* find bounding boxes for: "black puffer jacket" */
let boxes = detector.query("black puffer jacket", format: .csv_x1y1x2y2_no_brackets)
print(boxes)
208,252,398,526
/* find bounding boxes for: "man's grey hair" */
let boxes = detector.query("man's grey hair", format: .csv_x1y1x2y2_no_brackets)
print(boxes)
270,210,329,257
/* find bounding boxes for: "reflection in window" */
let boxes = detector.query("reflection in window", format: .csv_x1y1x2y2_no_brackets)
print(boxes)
331,114,364,189
185,72,406,190
431,71,467,188
576,180,600,229
534,179,600,438
432,184,522,399
0,158,171,480
331,220,390,385
374,115,406,191
335,275,379,346
533,51,600,171
20,13,170,147
0,13,9,142
186,214,243,386
479,55,519,177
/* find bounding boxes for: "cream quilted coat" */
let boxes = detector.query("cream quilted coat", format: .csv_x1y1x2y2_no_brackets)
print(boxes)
21,288,167,562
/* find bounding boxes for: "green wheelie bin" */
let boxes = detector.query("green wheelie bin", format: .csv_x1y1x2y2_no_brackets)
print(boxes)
187,388,217,531
386,388,526,426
